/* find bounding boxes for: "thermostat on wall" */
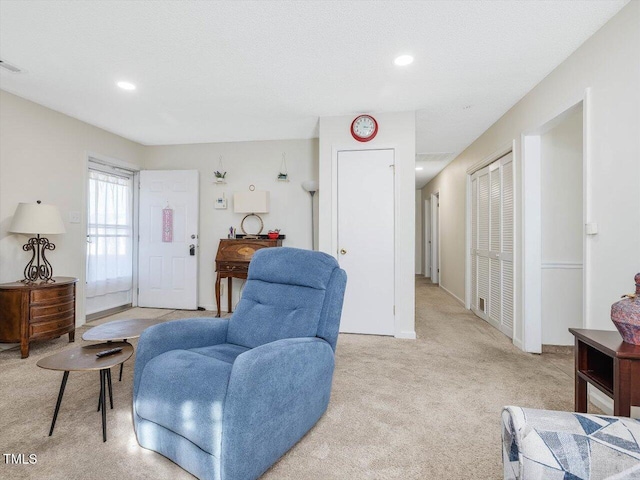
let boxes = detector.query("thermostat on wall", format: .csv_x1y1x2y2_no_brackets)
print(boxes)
215,193,227,210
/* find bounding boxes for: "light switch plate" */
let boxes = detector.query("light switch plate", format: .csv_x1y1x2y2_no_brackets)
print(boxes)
214,197,227,209
69,211,81,223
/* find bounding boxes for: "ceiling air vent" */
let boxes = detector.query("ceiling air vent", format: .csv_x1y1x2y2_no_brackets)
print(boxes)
0,59,23,73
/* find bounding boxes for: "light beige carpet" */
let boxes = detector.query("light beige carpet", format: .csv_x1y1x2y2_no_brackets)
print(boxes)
0,277,584,479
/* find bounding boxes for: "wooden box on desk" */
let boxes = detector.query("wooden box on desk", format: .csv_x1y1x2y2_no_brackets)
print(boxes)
214,238,283,317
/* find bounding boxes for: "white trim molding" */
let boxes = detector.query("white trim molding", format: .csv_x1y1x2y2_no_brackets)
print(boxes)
541,262,584,269
396,330,417,340
466,142,513,175
522,134,542,353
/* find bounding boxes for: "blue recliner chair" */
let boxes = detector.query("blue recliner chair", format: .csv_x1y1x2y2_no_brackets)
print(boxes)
133,247,347,480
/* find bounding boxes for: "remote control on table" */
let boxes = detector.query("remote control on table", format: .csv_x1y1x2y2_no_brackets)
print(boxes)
96,347,123,358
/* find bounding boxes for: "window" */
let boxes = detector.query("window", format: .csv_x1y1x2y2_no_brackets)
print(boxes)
86,168,133,313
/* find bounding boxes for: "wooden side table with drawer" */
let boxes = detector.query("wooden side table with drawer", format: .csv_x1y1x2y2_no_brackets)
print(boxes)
0,277,77,358
570,328,640,417
214,239,282,317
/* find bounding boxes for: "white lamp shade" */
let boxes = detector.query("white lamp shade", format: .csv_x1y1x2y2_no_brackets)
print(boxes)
9,203,66,235
233,191,270,214
302,180,319,192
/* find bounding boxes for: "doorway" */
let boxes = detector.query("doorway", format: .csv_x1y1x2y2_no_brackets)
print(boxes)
523,101,585,352
337,149,395,335
540,105,584,346
85,159,136,317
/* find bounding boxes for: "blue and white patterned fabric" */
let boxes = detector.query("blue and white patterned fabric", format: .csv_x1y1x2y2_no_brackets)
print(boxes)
502,406,640,480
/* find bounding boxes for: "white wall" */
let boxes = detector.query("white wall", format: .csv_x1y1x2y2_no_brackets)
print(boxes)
0,90,145,326
318,111,416,339
541,106,583,345
143,139,318,311
0,91,319,319
422,2,640,345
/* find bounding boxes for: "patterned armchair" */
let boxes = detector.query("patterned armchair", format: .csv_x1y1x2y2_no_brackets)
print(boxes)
502,406,640,479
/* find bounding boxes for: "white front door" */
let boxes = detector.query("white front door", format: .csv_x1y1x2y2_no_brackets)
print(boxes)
138,170,199,309
337,149,395,336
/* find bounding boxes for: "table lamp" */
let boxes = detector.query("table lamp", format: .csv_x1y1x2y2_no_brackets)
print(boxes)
9,201,66,283
233,186,270,237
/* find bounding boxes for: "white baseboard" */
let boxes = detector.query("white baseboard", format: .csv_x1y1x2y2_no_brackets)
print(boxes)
588,387,613,415
588,387,640,418
395,330,417,340
439,284,465,306
512,336,523,350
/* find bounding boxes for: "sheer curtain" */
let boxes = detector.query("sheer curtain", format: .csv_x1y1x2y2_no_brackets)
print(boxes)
86,170,133,300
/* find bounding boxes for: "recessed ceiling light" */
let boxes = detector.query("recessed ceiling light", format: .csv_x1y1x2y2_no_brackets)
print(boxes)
415,167,424,171
117,81,136,91
394,54,414,66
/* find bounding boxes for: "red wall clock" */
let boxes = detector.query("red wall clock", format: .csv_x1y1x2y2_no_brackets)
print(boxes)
350,115,378,142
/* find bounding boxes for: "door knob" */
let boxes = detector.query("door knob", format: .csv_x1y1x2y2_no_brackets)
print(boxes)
340,249,347,255
189,244,196,256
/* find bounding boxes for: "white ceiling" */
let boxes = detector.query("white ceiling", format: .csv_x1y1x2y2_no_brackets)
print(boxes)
0,0,628,187
416,153,457,189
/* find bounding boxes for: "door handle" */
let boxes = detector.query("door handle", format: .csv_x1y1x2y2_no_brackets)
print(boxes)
189,244,196,256
340,249,347,255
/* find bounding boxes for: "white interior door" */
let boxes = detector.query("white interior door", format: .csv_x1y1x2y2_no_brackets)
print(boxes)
424,198,431,278
138,170,199,309
470,153,514,338
431,194,439,283
337,149,395,336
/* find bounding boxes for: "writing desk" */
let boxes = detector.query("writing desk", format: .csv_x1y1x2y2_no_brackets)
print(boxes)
214,238,283,317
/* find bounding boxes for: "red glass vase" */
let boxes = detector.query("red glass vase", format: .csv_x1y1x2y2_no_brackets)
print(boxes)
611,273,640,345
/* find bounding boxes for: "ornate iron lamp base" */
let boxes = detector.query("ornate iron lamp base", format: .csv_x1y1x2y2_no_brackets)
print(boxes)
21,234,56,283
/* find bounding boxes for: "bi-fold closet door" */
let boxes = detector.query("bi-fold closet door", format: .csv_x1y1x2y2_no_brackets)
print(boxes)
470,152,514,338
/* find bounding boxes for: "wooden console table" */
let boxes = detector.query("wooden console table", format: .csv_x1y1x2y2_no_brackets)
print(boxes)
570,328,640,417
0,277,77,358
214,239,283,317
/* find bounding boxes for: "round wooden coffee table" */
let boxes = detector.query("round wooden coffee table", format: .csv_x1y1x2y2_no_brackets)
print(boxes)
37,342,133,442
82,318,165,381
